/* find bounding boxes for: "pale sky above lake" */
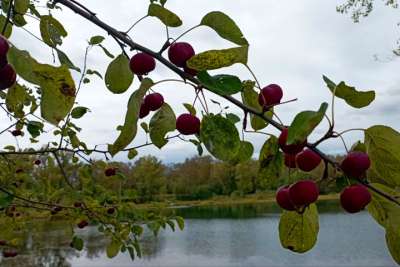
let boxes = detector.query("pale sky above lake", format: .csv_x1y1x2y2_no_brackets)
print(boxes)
1,0,399,163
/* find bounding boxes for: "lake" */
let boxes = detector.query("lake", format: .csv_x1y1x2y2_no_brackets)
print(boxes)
0,200,396,267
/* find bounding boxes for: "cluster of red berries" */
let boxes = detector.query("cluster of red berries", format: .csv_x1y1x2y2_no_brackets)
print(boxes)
277,125,372,213
0,35,16,91
0,239,17,258
129,43,201,135
339,152,372,213
276,180,319,211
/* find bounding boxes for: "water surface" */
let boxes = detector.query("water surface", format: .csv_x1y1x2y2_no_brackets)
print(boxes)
1,201,396,267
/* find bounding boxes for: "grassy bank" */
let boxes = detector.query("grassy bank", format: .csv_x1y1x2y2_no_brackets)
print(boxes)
137,192,340,209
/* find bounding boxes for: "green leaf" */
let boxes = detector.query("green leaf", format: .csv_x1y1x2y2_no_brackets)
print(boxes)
287,102,328,145
6,83,28,118
14,0,29,14
200,11,248,46
258,136,283,189
175,216,185,230
140,122,149,133
86,69,103,79
279,204,319,253
0,192,13,209
99,44,115,59
323,75,375,109
56,49,81,72
241,81,271,130
108,78,153,156
27,121,44,138
0,15,13,38
183,103,196,116
106,240,121,258
197,71,242,95
226,113,240,124
128,149,138,160
105,54,134,94
149,103,176,149
12,13,27,27
148,3,182,27
39,15,67,48
71,236,84,251
365,125,400,187
89,35,105,45
231,141,254,164
8,46,76,125
367,183,400,228
350,140,366,153
386,226,400,265
187,46,248,71
200,114,241,161
71,106,89,119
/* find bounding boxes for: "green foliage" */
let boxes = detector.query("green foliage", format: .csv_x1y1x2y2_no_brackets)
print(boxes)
40,15,68,48
71,236,84,251
279,204,319,253
108,78,153,156
187,46,248,71
258,136,283,190
149,103,176,148
230,141,254,164
367,183,400,264
148,3,182,27
56,49,81,72
197,71,242,95
5,83,28,118
8,46,76,125
200,11,248,46
183,103,196,115
106,239,121,258
365,125,400,187
323,75,375,108
71,106,90,119
105,54,134,94
200,114,241,161
287,102,328,145
89,35,105,45
0,15,13,38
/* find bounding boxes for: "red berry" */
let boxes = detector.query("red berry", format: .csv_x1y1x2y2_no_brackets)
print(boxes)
176,114,200,135
168,42,195,67
0,35,9,58
278,128,307,155
276,186,296,211
258,84,283,107
296,149,322,172
144,93,164,111
341,152,371,178
3,250,18,258
34,159,41,165
15,168,23,174
139,102,150,119
284,153,297,168
104,168,117,177
340,185,372,213
289,180,319,206
0,240,7,246
184,66,198,76
74,202,82,208
11,129,22,137
129,53,156,75
0,64,16,90
77,220,89,229
107,207,115,215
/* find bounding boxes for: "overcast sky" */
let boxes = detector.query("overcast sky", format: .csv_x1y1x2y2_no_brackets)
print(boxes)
1,0,399,163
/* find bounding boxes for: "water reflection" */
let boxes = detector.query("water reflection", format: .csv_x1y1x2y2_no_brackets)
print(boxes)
0,200,396,267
